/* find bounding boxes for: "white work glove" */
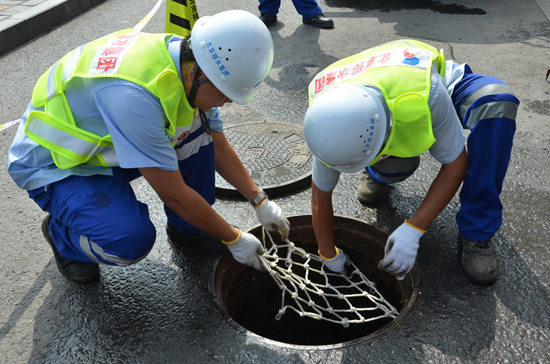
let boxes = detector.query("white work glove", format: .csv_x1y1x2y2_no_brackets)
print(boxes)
379,220,425,280
224,230,266,271
320,248,350,274
254,198,290,239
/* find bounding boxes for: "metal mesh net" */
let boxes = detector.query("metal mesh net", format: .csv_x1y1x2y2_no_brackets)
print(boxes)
258,228,399,327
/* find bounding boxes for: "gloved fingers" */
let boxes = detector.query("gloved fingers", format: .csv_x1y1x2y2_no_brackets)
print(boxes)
272,218,290,239
378,255,410,275
396,274,406,281
378,255,396,271
264,221,290,240
252,257,266,272
255,242,266,256
264,223,278,232
384,238,395,255
227,232,266,271
322,248,349,274
324,260,346,274
255,200,290,238
279,217,290,239
241,232,266,255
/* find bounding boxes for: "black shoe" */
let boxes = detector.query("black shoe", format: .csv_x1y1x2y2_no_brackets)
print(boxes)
458,234,499,284
259,13,277,27
42,214,99,283
303,13,334,29
166,221,227,251
357,170,391,205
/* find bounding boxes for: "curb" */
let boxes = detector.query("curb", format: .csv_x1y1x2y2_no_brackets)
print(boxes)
0,0,106,57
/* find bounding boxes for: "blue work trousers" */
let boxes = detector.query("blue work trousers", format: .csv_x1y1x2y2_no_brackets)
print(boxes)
30,131,216,266
452,67,518,241
369,66,518,241
258,0,322,18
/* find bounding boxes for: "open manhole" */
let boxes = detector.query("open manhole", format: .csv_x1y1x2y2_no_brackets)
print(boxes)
215,121,312,198
211,215,420,349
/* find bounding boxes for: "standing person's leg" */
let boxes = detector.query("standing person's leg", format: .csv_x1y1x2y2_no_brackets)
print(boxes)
451,68,519,283
292,0,334,28
30,168,156,282
258,0,280,27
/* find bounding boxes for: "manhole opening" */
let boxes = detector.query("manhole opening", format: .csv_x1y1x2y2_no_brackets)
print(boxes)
212,215,420,349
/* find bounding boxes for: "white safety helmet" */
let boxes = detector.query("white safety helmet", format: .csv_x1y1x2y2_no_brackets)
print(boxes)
304,83,388,173
190,10,274,105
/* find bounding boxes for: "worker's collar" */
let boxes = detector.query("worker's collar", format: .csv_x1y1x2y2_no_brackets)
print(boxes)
167,37,183,82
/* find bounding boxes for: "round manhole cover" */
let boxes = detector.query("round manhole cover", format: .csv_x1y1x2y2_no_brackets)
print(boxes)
210,215,420,350
215,121,312,198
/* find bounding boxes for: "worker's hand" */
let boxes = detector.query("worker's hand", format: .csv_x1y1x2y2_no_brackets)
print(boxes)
224,230,266,271
254,198,290,239
378,221,425,280
320,248,350,274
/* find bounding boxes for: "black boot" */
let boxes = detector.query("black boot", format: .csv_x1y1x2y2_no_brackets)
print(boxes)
259,13,277,27
166,221,227,251
459,234,499,284
42,214,99,283
357,170,390,205
303,13,334,29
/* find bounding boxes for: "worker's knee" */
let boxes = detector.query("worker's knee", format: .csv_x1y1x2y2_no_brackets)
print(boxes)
370,156,420,183
85,221,157,266
118,222,157,264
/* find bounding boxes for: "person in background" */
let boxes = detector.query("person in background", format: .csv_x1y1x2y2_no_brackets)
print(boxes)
258,0,334,29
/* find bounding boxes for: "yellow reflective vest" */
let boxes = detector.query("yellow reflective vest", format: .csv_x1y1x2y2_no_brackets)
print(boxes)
25,29,195,169
309,39,446,165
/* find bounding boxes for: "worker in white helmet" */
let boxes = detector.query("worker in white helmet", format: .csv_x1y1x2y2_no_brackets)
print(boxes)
7,10,289,283
304,39,518,284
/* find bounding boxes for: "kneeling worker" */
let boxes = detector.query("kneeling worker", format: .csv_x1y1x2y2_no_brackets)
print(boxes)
304,39,518,284
7,10,289,283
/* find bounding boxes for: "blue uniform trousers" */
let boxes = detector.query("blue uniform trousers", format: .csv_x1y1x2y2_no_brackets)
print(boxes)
452,66,518,241
30,127,216,266
258,0,322,18
369,66,519,241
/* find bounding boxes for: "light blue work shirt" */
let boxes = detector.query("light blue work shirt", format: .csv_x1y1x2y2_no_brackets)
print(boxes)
8,36,224,191
313,61,467,192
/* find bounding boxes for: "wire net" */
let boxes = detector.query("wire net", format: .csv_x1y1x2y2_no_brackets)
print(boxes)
258,229,399,328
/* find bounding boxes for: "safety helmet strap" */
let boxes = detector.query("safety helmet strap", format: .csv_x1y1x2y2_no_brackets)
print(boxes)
188,62,211,108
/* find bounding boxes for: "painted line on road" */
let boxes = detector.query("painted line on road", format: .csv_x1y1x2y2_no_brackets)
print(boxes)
535,0,550,20
0,0,164,133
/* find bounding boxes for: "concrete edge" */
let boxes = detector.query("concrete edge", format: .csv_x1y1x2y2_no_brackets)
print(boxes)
0,0,107,58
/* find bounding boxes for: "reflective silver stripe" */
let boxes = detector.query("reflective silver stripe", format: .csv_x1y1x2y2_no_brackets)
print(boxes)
46,60,59,100
465,100,519,129
98,146,119,166
172,115,201,147
174,116,213,160
459,83,514,120
62,45,86,83
175,132,213,161
79,235,151,266
26,115,100,156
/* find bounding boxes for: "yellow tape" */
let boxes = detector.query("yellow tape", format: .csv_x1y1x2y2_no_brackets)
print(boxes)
1,0,165,135
0,119,21,132
165,0,199,36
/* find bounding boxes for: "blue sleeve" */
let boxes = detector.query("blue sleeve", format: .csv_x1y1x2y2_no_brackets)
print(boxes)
93,83,178,171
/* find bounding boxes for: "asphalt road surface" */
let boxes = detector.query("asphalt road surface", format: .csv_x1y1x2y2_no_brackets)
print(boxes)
0,0,549,362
